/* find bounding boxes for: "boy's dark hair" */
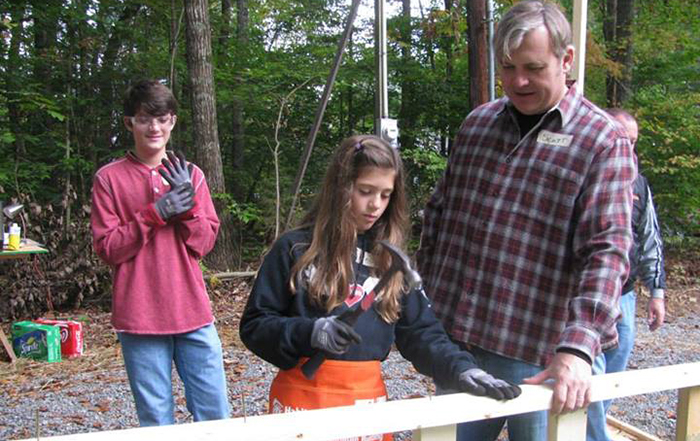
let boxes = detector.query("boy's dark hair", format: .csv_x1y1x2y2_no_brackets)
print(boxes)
123,80,178,117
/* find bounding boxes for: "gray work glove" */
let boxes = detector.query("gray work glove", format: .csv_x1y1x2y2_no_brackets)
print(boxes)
310,316,362,355
159,151,194,190
155,183,195,220
155,152,195,220
457,368,522,400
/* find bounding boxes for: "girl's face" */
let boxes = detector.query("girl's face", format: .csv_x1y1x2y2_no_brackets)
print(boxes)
350,166,396,233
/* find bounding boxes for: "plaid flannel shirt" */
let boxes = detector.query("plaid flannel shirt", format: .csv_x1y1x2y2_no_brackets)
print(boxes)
417,85,636,367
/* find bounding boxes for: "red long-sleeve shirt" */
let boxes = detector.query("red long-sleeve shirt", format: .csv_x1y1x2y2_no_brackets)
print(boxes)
91,152,220,334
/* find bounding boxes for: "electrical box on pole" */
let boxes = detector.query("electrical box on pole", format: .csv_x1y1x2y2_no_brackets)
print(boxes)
374,0,399,149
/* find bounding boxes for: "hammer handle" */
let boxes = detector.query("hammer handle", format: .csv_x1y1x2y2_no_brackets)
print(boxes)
301,265,397,380
300,306,366,380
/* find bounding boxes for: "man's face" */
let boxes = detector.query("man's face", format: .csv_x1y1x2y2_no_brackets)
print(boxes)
614,115,638,147
499,26,574,115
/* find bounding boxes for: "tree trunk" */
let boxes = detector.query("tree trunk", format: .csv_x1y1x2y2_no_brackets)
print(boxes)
602,0,635,106
467,0,489,110
443,0,455,153
31,0,58,94
96,3,142,159
7,1,26,161
231,0,248,172
184,0,237,270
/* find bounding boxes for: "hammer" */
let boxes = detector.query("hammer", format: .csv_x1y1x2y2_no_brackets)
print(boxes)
301,240,422,379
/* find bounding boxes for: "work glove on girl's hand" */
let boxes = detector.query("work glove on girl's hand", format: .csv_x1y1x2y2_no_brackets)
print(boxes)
457,368,522,400
311,316,363,355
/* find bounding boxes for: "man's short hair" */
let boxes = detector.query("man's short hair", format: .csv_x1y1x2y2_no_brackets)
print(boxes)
494,0,572,63
123,80,178,117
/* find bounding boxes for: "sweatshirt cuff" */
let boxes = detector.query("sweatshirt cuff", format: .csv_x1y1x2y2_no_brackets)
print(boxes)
143,204,167,227
292,319,317,355
172,205,197,222
651,289,665,299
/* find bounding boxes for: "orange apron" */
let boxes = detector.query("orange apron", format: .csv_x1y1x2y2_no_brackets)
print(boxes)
269,358,391,441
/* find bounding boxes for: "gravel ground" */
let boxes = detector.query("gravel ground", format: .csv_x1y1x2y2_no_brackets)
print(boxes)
1,290,699,440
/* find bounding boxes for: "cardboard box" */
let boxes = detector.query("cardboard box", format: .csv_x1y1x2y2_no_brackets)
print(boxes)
11,321,62,363
34,318,84,358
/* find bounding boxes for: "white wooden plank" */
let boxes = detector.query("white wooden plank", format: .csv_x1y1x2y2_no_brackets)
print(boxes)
413,424,456,441
14,362,700,441
676,386,700,441
547,408,587,441
606,415,662,441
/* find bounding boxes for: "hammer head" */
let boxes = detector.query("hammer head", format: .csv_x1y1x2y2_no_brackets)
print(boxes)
378,240,422,291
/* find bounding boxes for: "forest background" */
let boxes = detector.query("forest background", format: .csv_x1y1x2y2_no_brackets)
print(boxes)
0,0,699,319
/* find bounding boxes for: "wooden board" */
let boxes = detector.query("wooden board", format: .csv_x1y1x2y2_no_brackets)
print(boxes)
607,415,662,441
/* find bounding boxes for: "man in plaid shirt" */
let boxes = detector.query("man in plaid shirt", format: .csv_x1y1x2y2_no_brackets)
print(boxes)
417,1,636,440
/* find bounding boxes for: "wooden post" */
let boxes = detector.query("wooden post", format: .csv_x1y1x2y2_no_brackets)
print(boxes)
0,327,17,363
547,408,587,441
467,0,489,110
676,386,700,441
414,424,457,441
571,0,588,92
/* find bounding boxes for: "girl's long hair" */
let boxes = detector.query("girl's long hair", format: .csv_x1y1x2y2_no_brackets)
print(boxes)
290,134,409,322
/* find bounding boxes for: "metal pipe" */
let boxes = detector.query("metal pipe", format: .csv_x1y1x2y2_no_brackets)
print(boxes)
487,0,495,101
375,0,388,127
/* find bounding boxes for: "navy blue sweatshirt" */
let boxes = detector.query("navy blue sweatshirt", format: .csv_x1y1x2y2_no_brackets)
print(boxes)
239,228,479,390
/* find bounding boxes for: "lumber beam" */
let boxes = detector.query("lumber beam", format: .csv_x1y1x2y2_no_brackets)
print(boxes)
413,424,456,441
547,408,586,441
12,362,700,441
676,386,700,441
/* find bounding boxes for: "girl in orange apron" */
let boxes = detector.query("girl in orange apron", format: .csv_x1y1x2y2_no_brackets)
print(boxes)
240,135,521,440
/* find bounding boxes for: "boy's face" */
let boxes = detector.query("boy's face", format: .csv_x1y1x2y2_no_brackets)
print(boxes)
124,110,176,159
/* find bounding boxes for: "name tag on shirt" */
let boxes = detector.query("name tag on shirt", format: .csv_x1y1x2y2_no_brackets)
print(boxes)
537,130,573,147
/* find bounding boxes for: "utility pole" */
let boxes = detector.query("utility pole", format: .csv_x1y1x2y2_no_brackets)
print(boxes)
571,0,588,92
467,0,489,110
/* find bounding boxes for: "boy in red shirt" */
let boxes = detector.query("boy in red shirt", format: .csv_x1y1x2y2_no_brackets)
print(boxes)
91,80,229,426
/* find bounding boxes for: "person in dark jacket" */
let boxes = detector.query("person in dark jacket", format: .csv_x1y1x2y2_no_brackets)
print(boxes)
239,135,520,438
586,109,667,441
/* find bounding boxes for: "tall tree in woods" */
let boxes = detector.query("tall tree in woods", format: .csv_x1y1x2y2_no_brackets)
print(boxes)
184,0,236,270
218,0,247,198
96,3,142,161
467,0,489,110
232,0,248,173
601,0,635,106
440,0,457,155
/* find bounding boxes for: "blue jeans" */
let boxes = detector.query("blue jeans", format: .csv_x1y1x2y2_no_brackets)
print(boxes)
118,324,230,426
586,291,636,441
437,346,547,441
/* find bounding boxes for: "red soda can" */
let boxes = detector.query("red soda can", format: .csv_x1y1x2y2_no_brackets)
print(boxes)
34,319,84,358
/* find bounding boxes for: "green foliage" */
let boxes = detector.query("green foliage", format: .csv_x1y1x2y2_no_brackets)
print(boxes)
2,0,700,318
400,145,447,214
628,0,700,234
215,193,264,226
